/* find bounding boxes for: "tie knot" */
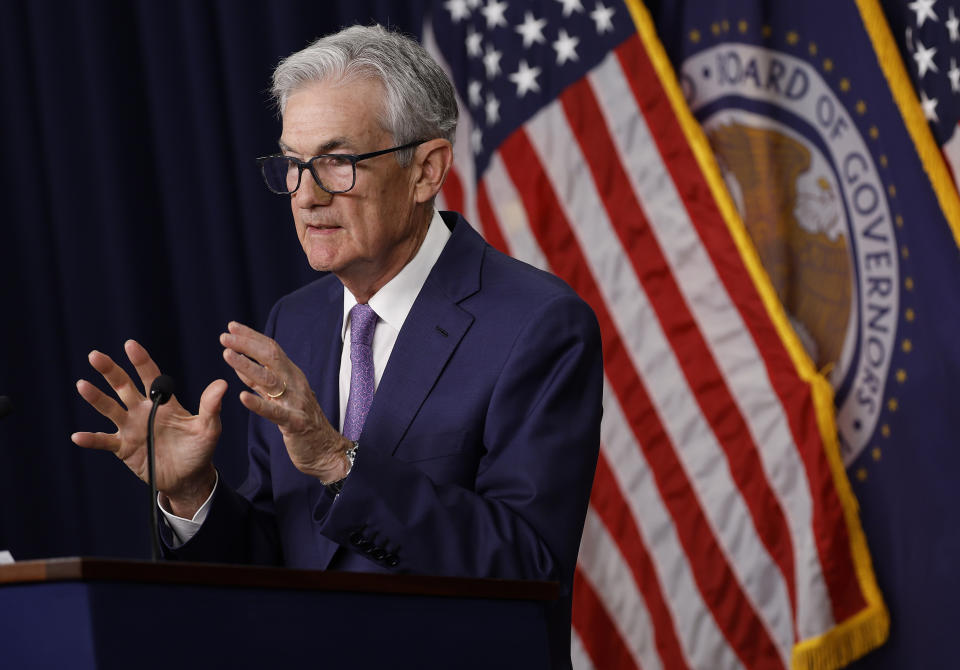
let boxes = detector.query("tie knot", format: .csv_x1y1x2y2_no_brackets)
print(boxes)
350,303,377,347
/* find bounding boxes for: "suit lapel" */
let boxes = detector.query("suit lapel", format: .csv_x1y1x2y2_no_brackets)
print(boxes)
364,287,473,456
360,214,484,456
306,280,344,430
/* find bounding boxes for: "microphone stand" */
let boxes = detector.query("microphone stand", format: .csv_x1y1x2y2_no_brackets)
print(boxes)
147,376,174,562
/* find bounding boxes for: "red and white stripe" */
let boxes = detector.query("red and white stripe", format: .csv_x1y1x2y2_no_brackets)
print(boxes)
428,23,868,670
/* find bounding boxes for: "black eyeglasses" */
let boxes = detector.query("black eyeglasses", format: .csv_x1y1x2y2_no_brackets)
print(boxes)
256,139,427,195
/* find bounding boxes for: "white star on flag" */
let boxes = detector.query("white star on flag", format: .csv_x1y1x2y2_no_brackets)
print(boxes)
483,44,503,78
515,11,547,48
950,58,960,91
470,126,483,154
481,0,509,29
444,0,471,23
920,88,940,121
508,59,542,96
468,79,483,107
913,39,939,78
590,2,615,34
553,29,580,65
948,7,960,41
556,0,584,18
466,27,483,57
485,92,501,124
908,0,939,28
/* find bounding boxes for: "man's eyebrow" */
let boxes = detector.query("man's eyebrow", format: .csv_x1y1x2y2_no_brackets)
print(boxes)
277,137,353,155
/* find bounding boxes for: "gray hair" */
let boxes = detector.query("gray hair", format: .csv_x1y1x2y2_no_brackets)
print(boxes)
271,25,458,166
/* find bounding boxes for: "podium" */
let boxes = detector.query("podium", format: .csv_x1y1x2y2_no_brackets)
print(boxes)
0,558,558,669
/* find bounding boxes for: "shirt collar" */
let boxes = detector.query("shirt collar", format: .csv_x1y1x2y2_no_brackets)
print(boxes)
341,209,451,340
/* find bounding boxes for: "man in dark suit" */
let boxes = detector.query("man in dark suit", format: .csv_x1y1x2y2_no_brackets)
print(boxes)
73,25,602,668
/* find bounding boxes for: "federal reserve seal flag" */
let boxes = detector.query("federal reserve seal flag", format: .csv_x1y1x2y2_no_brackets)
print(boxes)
652,0,960,668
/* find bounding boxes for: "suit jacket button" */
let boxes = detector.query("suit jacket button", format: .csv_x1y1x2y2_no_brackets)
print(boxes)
349,532,366,547
385,554,399,567
371,547,387,561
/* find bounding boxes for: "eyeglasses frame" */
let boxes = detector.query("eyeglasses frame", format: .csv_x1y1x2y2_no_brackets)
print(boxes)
255,138,428,195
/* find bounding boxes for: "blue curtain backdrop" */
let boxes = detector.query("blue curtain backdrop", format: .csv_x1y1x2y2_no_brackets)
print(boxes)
0,0,425,560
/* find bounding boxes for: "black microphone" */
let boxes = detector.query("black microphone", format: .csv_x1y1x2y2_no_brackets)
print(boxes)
0,396,12,419
147,375,175,561
149,375,175,405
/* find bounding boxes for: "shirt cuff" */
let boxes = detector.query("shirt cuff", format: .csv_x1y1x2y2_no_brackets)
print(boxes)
157,471,219,548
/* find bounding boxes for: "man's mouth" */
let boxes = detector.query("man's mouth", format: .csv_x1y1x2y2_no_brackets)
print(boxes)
306,222,342,233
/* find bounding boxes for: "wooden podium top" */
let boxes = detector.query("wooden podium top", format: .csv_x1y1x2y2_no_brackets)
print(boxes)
0,556,559,601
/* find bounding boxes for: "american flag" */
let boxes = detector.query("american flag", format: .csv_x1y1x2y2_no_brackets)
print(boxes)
424,0,887,667
884,0,960,199
884,0,960,179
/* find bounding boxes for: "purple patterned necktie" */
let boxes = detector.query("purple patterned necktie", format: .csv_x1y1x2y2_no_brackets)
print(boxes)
342,303,378,441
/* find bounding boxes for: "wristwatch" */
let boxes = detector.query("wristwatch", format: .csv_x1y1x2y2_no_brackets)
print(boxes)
326,440,359,495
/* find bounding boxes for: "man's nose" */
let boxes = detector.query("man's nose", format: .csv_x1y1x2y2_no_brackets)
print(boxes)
292,177,334,207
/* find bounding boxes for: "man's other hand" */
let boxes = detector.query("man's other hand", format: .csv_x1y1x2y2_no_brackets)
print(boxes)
220,321,352,484
72,339,224,518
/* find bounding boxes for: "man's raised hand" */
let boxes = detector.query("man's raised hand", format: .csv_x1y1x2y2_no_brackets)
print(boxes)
220,321,351,484
72,339,225,518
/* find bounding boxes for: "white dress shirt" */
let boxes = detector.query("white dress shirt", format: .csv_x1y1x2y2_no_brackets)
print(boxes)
162,210,451,545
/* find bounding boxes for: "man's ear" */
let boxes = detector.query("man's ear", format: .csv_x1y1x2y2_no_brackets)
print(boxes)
413,139,454,205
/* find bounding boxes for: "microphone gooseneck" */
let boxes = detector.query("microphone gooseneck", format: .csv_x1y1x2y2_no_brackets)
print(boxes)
147,375,174,562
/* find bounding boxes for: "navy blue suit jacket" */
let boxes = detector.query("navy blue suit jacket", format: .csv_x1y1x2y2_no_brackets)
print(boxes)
167,212,603,667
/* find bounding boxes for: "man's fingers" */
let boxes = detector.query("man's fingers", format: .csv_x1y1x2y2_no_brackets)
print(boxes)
87,350,144,407
125,339,163,393
239,390,288,423
71,430,120,452
222,322,286,369
198,379,228,420
76,379,127,427
226,321,260,339
222,348,283,396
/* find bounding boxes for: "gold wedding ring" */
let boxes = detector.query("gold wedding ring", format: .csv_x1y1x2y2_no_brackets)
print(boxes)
266,379,287,399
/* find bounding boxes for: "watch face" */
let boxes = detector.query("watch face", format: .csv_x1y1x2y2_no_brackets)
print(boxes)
346,441,359,467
